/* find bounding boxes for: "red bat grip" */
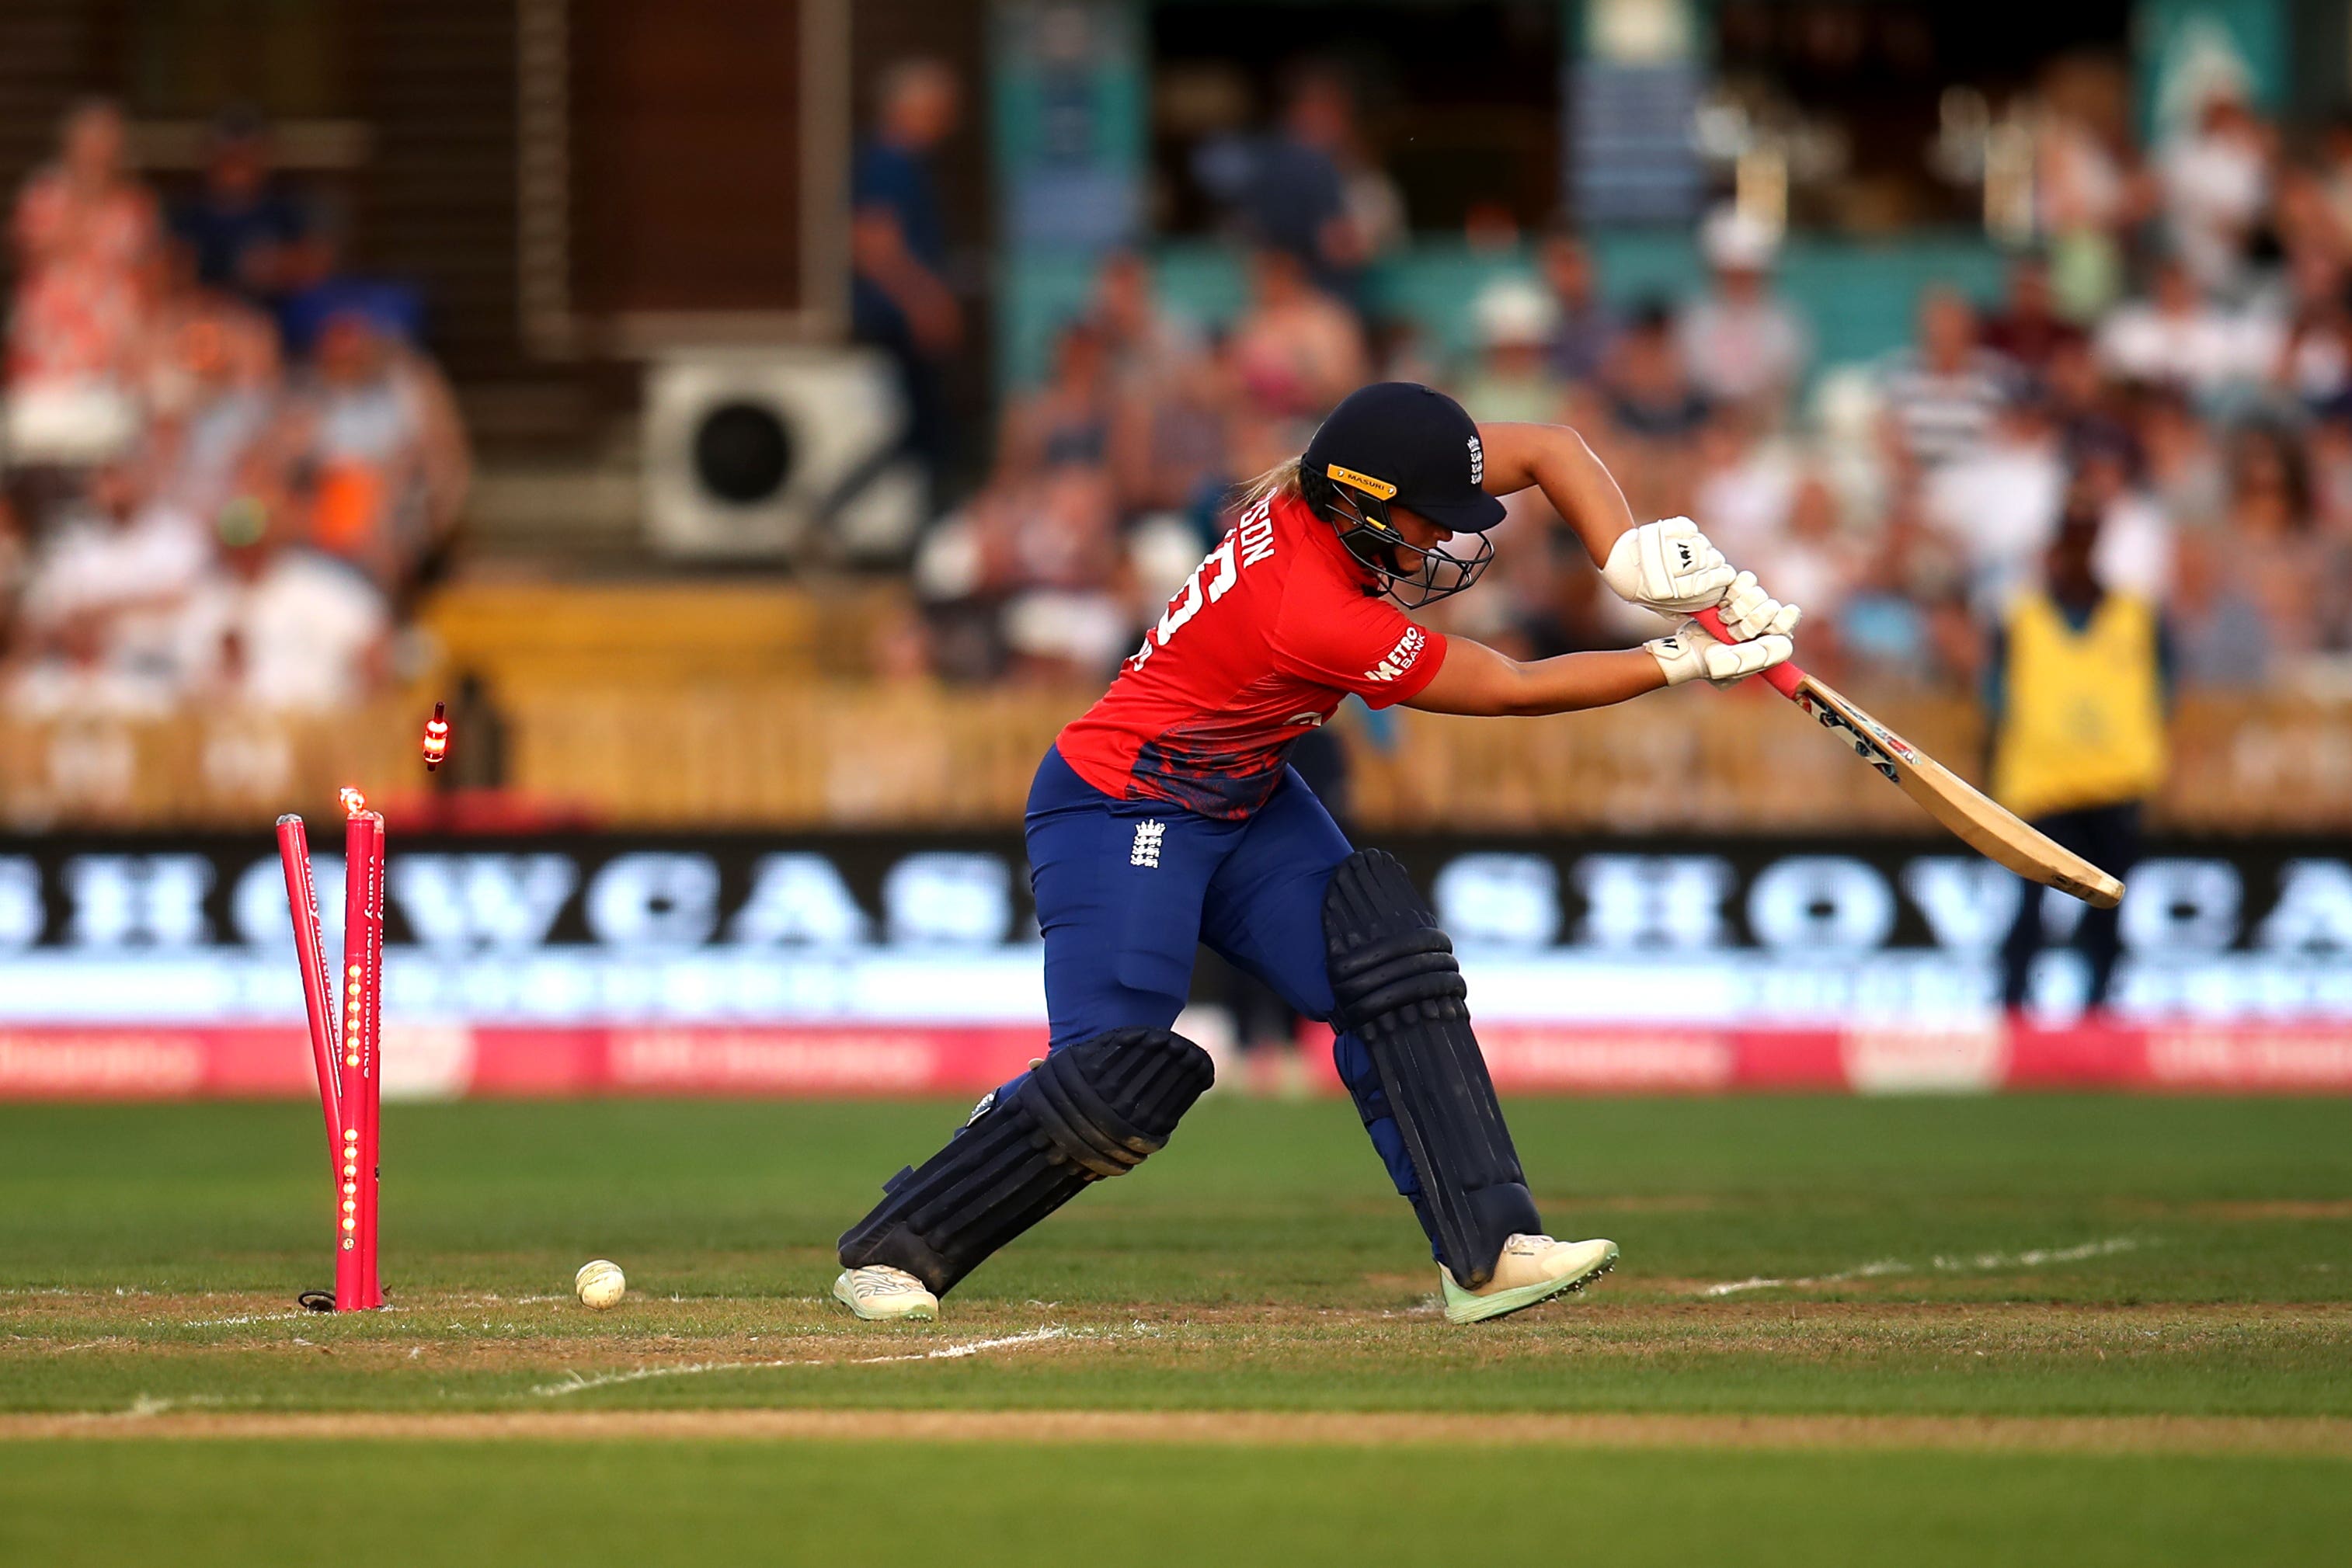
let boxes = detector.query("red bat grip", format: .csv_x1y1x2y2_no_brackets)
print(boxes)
1692,607,1804,698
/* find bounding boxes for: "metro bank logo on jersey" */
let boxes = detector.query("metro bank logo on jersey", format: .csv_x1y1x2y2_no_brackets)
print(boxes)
1364,624,1428,683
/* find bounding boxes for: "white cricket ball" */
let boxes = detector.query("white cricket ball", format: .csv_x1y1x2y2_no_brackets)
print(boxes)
574,1258,626,1310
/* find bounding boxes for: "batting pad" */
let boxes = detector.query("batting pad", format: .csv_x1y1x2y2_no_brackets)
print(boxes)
837,1027,1214,1295
1324,849,1540,1288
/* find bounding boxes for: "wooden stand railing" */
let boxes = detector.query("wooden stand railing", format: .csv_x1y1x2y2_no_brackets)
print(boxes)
2,683,2344,833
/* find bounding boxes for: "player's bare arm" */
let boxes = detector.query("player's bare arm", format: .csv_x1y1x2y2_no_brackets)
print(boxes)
1406,638,1666,717
1471,419,1639,561
1382,419,1799,717
1475,419,1803,640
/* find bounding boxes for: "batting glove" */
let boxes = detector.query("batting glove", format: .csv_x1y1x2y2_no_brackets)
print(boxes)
1714,569,1802,640
1645,619,1795,689
1600,517,1738,615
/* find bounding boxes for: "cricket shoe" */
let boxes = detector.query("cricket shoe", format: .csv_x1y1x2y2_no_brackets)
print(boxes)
1442,1234,1618,1324
832,1264,938,1322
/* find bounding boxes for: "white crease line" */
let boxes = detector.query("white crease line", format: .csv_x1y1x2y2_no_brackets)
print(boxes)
848,1327,1071,1365
1702,1259,1910,1297
529,1327,1070,1398
1700,1237,2142,1298
117,1393,263,1419
181,1311,315,1328
1933,1238,2142,1271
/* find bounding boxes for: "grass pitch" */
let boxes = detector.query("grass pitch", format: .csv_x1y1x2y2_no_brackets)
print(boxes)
3,1093,2347,1564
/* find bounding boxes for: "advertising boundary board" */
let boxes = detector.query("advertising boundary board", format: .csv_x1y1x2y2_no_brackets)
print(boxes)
2,1020,2350,1100
0,830,2346,1098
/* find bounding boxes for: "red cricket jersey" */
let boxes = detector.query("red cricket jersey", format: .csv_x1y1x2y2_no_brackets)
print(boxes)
1055,489,1448,818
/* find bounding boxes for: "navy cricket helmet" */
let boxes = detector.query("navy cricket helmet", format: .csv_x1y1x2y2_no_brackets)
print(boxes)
1300,382,1504,606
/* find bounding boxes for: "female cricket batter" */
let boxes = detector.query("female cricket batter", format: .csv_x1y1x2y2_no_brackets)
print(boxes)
834,382,1799,1324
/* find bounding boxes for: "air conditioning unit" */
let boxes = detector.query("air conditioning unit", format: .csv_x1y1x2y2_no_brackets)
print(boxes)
642,347,923,562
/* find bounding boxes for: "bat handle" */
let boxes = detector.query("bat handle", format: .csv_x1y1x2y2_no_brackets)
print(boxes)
1692,607,1805,699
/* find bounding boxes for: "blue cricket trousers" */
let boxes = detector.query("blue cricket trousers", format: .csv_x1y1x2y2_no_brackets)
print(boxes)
1022,745,1440,1254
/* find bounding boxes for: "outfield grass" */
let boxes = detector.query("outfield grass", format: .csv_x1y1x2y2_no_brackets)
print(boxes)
3,1438,2347,1568
3,1095,2347,1565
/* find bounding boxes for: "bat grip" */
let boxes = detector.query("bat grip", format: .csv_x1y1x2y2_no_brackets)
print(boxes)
1693,607,1804,699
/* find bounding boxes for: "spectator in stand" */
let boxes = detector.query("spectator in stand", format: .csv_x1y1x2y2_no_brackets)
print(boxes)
996,321,1113,488
1461,198,1521,256
1092,253,1223,525
167,110,327,318
1512,534,1622,659
0,492,24,653
5,99,159,462
1334,93,1407,269
2309,409,2352,514
174,478,391,713
8,463,210,714
2304,415,2352,655
1689,410,1794,564
2276,253,2352,413
1981,256,2086,375
919,461,1129,685
2135,385,2228,530
2217,425,2326,670
2157,93,2274,294
1236,68,1368,301
1454,276,1563,425
277,303,469,599
1109,353,1228,530
1925,390,2066,613
1602,302,1711,526
1607,302,1710,441
2034,56,2141,322
1840,489,1965,685
134,241,280,525
2169,524,2272,684
2074,437,2173,603
1751,471,1856,646
2043,334,2132,458
1878,287,2014,477
2319,116,2352,247
2096,255,2277,402
2266,168,2348,280
1226,247,1366,427
1368,315,1442,388
1987,508,2169,1018
1678,207,1809,415
1091,250,1204,395
850,58,964,516
1539,227,1620,387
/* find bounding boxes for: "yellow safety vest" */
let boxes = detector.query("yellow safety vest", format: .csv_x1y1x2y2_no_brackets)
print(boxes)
1991,592,2167,819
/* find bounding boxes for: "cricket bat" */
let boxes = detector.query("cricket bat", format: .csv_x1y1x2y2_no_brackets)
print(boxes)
1693,608,2124,909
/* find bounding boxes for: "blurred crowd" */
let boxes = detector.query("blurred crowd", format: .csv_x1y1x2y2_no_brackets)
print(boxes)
907,74,2352,697
0,101,468,718
18,68,2352,720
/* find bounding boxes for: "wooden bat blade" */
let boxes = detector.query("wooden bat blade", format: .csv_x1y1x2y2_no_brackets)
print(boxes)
1687,607,2125,907
1790,673,2125,909
1687,607,2125,906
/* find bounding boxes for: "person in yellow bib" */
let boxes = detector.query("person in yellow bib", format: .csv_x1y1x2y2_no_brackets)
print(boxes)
1987,506,2173,1017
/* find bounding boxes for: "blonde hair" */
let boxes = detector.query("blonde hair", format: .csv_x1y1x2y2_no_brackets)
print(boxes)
1233,457,1304,513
